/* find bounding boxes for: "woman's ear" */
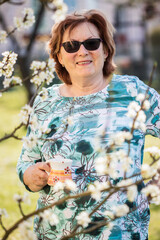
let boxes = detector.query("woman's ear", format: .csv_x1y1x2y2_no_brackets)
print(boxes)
104,51,108,62
57,52,63,65
103,46,108,60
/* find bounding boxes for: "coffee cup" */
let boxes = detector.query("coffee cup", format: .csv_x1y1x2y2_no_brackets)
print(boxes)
47,157,72,186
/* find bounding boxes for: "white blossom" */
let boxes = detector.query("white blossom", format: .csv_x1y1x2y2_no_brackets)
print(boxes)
65,179,77,191
41,209,59,226
104,210,114,219
48,58,56,70
29,115,39,130
76,211,91,227
144,146,160,159
18,219,37,240
38,125,51,137
127,101,140,119
141,164,156,179
111,131,132,146
30,61,46,71
0,30,7,43
138,122,146,132
136,94,150,110
3,78,12,88
142,100,150,110
3,76,22,88
0,208,8,218
0,51,18,78
13,192,31,204
19,104,33,125
136,93,145,102
117,179,133,188
39,87,48,101
95,156,108,175
13,194,22,202
127,100,147,132
142,184,160,205
136,110,146,123
52,0,68,23
110,150,133,172
14,8,35,31
53,181,65,192
127,185,137,202
22,133,38,149
12,76,22,86
88,183,101,201
95,150,132,178
30,59,55,86
88,181,109,201
128,101,141,113
112,204,129,217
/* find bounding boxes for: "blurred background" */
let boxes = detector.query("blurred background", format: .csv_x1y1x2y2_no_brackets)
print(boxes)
0,0,160,239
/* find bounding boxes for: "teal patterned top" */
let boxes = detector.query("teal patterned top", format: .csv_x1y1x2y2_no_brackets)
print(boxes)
17,74,160,240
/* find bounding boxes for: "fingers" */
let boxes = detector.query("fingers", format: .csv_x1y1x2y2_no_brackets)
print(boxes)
37,162,51,173
23,162,51,192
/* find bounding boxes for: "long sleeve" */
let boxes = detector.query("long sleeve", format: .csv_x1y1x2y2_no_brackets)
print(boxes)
17,96,42,191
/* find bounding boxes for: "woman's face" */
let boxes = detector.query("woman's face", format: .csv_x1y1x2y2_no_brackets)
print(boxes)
58,22,108,83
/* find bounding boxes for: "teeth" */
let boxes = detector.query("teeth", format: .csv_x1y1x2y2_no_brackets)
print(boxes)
77,61,91,64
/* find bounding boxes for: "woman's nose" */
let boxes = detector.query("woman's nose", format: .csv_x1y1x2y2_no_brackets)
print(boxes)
77,44,88,55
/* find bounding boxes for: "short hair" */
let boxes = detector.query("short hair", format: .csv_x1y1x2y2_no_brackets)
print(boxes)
48,9,116,85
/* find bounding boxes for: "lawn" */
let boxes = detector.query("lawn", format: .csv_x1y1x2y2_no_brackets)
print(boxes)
0,87,160,239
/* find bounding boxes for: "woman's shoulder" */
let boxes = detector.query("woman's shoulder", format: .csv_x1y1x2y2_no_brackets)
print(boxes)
113,74,141,84
112,74,159,99
112,74,151,91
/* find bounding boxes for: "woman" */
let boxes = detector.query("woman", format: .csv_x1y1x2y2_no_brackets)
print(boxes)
17,9,160,240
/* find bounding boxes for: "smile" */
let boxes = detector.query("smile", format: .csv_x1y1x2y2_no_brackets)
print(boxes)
76,61,92,65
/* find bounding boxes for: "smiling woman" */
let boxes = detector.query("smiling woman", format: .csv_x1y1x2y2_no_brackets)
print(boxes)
49,9,116,87
17,9,160,240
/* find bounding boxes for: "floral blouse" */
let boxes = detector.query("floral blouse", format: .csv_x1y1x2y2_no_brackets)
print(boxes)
17,74,160,240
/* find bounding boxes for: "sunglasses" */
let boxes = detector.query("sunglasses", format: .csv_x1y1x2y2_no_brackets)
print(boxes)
62,38,102,53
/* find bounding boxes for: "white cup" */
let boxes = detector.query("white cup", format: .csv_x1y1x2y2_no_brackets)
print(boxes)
47,157,72,186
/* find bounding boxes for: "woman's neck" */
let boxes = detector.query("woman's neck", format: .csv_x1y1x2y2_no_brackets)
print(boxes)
60,75,112,97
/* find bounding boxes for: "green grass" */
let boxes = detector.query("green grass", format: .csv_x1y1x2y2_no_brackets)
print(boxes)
0,87,38,239
144,136,160,240
0,87,160,239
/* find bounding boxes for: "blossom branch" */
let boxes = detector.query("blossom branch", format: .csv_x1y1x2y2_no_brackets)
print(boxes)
1,190,91,240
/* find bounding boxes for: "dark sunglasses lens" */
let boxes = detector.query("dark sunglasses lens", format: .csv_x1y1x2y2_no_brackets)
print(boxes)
62,39,101,53
84,39,101,50
63,41,80,53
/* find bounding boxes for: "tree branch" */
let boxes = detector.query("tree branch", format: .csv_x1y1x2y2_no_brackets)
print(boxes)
0,10,20,52
0,0,25,5
26,2,45,54
0,123,24,143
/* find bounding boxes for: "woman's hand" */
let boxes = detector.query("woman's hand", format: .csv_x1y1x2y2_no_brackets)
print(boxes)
23,162,51,192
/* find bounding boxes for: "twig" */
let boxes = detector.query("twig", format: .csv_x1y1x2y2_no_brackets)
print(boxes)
0,123,24,142
18,201,25,218
0,216,7,233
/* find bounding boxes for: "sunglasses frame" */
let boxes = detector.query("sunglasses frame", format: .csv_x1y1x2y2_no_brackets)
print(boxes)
61,38,102,53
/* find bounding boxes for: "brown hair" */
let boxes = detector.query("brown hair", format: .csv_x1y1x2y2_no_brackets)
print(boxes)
48,9,116,84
